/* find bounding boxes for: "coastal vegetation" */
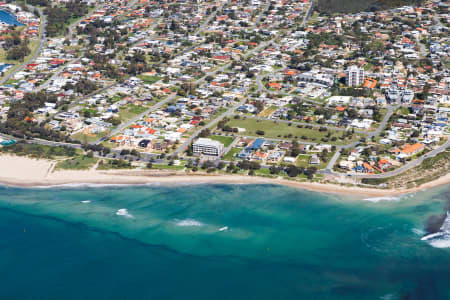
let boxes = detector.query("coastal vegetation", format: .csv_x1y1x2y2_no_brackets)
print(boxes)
55,155,97,170
97,159,134,170
0,142,76,159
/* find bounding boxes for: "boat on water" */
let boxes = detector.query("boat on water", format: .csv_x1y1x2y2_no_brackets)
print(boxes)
218,226,228,232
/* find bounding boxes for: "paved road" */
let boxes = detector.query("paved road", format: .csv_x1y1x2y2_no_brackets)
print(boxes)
36,57,80,92
67,3,106,37
94,93,178,145
0,6,46,85
352,139,450,179
301,0,314,27
323,105,396,170
255,0,271,25
194,39,275,85
193,1,228,36
325,150,341,170
43,82,120,124
172,98,247,156
223,136,238,155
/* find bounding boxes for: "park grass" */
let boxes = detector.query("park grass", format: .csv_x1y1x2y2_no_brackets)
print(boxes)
118,104,149,122
0,142,79,159
398,107,410,116
258,105,278,117
137,74,162,84
151,164,185,171
97,159,135,170
226,117,362,145
72,131,109,144
55,155,97,170
223,147,241,160
209,135,234,147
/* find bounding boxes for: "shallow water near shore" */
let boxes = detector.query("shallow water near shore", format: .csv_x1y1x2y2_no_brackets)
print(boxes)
0,183,449,299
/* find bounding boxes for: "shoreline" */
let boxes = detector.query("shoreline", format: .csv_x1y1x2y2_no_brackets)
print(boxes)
0,155,449,197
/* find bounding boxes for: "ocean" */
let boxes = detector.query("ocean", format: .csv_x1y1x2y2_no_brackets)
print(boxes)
0,9,23,26
0,183,448,299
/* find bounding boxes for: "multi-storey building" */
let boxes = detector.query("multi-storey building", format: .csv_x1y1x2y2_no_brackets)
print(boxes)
345,66,364,87
193,138,224,156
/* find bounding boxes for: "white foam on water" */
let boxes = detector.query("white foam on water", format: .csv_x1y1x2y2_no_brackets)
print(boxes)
80,200,91,204
412,228,425,236
422,212,450,248
363,196,401,203
427,238,450,249
218,226,228,232
175,219,203,227
116,208,133,218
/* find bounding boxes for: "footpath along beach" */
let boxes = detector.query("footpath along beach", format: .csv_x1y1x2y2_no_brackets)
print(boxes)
0,155,448,196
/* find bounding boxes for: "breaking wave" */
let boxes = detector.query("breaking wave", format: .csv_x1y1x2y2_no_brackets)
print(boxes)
363,196,401,203
116,208,133,218
421,212,450,248
175,219,203,227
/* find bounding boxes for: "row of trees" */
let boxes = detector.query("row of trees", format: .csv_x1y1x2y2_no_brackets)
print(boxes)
269,165,318,179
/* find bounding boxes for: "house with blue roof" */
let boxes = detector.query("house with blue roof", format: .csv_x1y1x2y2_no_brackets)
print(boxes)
245,138,265,151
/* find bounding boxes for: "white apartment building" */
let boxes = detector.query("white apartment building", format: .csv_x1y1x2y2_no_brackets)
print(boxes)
193,138,224,156
345,66,365,87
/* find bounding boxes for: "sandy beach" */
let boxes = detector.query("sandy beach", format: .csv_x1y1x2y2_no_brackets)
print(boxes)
0,155,448,196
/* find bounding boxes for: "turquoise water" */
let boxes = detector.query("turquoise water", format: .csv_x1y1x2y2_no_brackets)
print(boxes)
0,10,23,26
0,183,449,299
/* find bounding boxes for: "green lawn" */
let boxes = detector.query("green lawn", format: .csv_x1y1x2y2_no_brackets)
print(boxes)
55,156,97,170
209,135,235,147
72,131,109,144
223,147,241,160
119,104,149,122
226,117,362,145
296,151,335,169
97,159,135,170
398,107,410,116
137,75,162,84
151,164,185,171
